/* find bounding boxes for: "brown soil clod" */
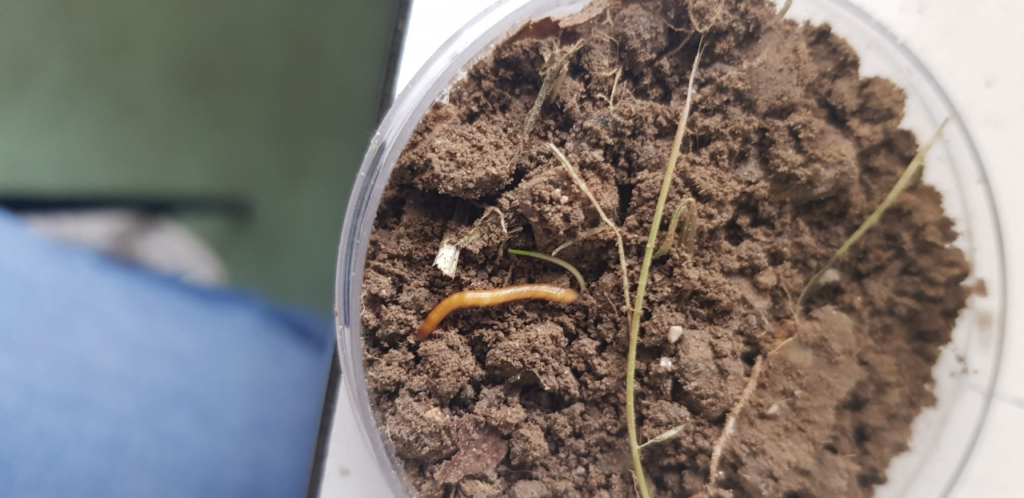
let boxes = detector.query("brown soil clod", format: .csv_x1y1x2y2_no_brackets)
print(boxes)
361,1,970,496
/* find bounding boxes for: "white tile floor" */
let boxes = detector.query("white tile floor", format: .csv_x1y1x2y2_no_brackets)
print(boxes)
321,0,1024,495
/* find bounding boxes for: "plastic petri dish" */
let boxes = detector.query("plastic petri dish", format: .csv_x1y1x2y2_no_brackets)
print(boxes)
334,1,1007,496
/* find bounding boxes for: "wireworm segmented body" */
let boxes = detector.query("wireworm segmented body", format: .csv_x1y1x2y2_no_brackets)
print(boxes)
416,284,578,340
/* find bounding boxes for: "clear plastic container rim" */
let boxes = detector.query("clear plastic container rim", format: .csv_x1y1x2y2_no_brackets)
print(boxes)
334,1,1008,496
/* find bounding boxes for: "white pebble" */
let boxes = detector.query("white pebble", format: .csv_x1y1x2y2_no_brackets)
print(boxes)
424,407,445,423
668,326,684,344
819,268,842,285
659,357,673,368
560,195,570,204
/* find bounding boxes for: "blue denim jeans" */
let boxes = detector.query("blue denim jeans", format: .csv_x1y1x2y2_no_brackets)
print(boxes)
0,212,334,497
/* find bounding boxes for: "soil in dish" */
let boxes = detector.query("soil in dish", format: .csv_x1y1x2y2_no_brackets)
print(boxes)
360,0,971,496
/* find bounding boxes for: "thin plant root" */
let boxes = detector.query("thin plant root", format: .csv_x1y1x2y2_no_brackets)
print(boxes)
660,30,695,61
415,284,578,340
654,198,697,259
513,42,581,166
456,207,508,246
592,29,619,50
681,201,698,253
661,14,693,32
596,67,623,109
545,62,569,106
609,68,621,108
548,143,632,315
707,354,765,490
551,225,612,256
484,207,508,234
689,0,729,33
508,249,587,291
502,259,517,287
768,335,797,356
625,38,706,498
797,119,948,311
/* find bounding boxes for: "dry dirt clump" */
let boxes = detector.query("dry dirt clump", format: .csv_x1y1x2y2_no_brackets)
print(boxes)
360,0,969,496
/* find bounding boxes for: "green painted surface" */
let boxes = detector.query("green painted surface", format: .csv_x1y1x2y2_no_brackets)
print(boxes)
0,1,397,309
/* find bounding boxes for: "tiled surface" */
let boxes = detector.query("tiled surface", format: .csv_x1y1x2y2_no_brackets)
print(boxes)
321,0,1023,495
953,402,1024,498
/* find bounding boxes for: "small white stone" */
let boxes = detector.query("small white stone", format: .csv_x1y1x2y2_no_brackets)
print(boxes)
765,403,780,418
658,357,673,368
819,268,842,285
560,195,570,204
668,326,684,344
553,188,562,197
424,407,445,423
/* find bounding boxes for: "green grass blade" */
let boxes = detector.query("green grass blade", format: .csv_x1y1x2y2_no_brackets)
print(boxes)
639,425,685,450
551,225,611,256
654,198,695,259
626,37,705,498
508,249,586,291
797,119,949,309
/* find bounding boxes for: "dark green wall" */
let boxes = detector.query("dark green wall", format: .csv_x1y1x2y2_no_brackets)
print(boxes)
0,1,398,309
